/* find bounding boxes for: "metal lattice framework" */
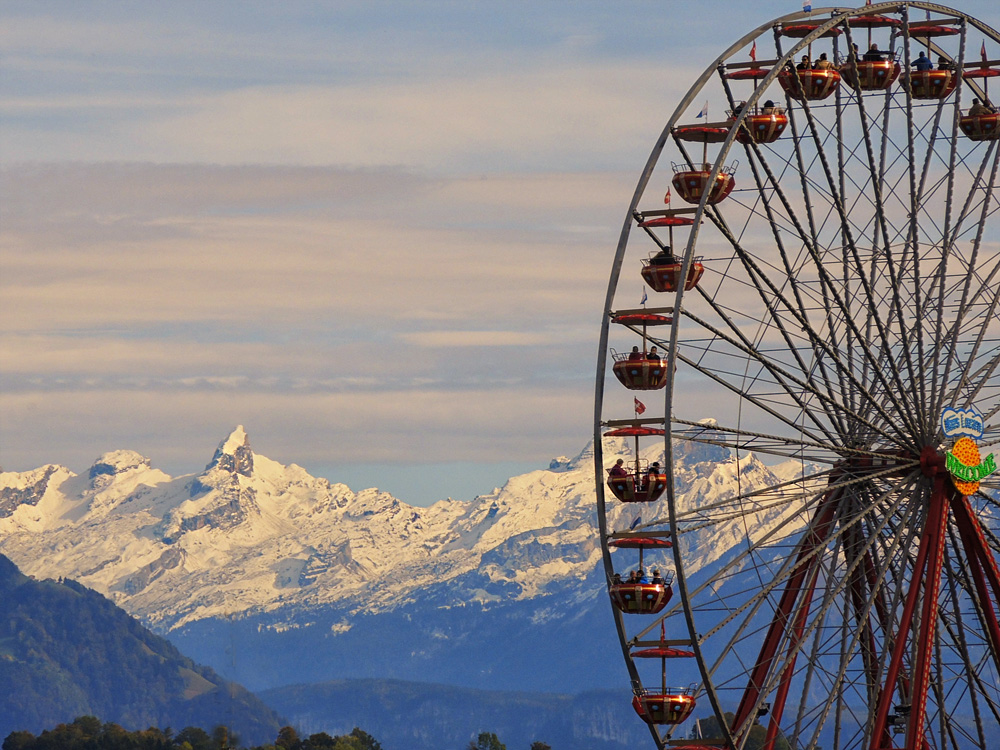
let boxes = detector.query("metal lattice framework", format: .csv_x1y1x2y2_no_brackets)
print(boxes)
593,4,1000,749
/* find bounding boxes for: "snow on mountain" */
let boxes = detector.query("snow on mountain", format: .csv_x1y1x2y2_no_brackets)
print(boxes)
0,426,803,636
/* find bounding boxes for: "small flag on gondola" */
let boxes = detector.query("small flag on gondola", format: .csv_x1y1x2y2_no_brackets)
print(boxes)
640,288,648,306
664,186,671,205
634,398,646,415
749,41,757,61
630,514,642,530
803,1,812,13
696,100,709,119
983,40,989,64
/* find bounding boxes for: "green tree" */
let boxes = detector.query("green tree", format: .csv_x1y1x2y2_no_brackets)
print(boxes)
175,727,214,750
530,743,551,750
468,732,505,750
347,729,381,750
301,732,336,750
2,732,35,750
275,727,301,750
211,726,239,749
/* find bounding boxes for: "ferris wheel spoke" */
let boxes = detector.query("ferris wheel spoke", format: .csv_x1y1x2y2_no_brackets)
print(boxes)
674,465,915,533
727,124,909,432
680,306,911,448
670,417,914,464
944,139,1000,246
939,157,1000,414
929,84,970,429
911,33,970,432
674,348,835,446
788,58,929,434
838,32,902,417
731,138,857,429
684,274,848,442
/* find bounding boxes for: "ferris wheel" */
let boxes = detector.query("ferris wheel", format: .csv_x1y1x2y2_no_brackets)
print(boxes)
593,3,1000,750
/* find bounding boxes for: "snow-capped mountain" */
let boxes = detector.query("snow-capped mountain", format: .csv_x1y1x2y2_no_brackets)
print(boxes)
0,426,806,692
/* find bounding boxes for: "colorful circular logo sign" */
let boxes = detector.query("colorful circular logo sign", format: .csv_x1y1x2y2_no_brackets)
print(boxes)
942,407,995,495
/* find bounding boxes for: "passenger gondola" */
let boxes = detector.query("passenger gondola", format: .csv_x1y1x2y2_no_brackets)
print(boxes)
671,164,736,205
631,690,697,725
778,66,841,101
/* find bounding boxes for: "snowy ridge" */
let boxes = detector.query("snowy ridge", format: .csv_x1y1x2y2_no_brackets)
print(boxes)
0,426,806,632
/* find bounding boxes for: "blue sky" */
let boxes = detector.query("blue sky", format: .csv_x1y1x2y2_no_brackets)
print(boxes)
3,1,999,504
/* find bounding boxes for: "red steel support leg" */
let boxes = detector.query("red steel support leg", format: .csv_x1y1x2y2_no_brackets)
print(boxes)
869,503,935,749
762,560,821,750
951,495,1000,668
904,475,949,748
730,491,839,739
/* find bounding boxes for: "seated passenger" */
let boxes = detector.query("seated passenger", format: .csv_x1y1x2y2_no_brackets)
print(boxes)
969,97,989,117
796,54,810,71
937,55,952,71
627,570,639,584
648,461,662,478
813,53,833,70
651,568,664,584
761,99,778,115
627,345,644,361
650,247,677,265
637,568,649,583
647,346,660,362
608,458,628,478
849,43,860,60
863,43,884,62
612,572,623,585
913,52,933,71
732,100,747,116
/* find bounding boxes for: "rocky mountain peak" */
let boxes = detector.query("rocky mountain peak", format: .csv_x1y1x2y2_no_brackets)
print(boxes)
89,450,151,480
206,425,254,476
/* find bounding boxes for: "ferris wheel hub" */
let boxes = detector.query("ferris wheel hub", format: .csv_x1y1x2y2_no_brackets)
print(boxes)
919,446,947,479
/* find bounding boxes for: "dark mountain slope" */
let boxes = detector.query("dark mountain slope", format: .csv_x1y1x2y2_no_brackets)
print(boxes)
0,554,281,743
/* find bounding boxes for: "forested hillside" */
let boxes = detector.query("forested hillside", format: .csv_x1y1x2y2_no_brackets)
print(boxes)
0,555,281,743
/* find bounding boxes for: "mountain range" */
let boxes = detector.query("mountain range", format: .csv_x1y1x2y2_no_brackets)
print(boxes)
0,426,807,695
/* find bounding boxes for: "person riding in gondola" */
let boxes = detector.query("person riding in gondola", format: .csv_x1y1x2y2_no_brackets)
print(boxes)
863,43,885,62
649,246,677,265
813,53,833,70
647,346,661,362
627,345,644,361
608,458,628,477
796,54,810,70
913,51,933,71
644,461,662,491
